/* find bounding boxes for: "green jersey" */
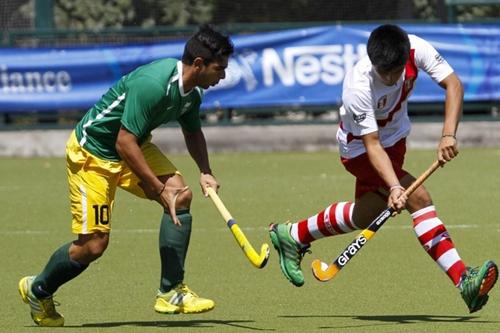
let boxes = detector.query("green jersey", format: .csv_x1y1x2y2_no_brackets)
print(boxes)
75,58,203,161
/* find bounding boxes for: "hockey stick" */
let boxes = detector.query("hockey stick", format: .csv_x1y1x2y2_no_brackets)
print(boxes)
311,160,441,282
206,187,270,268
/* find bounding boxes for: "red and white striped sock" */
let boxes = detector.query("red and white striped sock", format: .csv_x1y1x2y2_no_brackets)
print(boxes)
412,205,467,286
290,202,357,245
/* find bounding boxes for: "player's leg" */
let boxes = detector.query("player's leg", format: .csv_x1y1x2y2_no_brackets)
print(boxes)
154,174,213,314
401,173,497,313
290,201,358,245
402,173,467,285
158,174,192,291
118,141,214,314
269,188,386,287
19,131,117,326
20,232,109,326
269,200,358,286
269,140,408,286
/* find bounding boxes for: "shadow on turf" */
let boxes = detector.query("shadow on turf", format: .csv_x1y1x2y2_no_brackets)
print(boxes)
278,314,498,329
71,319,273,331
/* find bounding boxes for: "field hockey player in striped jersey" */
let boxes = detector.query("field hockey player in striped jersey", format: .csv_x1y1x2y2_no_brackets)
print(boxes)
269,24,497,313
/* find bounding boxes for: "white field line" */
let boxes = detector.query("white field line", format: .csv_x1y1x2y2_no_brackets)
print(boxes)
0,226,267,235
0,185,22,191
1,224,499,236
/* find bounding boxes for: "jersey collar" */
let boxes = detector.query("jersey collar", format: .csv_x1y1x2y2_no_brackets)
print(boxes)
176,61,192,97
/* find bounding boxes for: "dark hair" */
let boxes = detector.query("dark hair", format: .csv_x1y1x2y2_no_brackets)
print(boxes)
182,24,234,65
367,24,410,72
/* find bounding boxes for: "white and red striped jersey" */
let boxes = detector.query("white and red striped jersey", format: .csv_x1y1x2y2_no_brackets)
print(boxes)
336,34,454,159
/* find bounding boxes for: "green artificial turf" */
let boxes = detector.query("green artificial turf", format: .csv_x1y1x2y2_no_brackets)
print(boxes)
1,148,499,332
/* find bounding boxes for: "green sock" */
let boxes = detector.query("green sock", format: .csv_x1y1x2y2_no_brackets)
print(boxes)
32,242,88,298
159,209,192,293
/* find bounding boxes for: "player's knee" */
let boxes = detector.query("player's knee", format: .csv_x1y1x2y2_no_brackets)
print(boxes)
176,187,193,209
72,233,109,264
407,189,433,212
86,239,108,260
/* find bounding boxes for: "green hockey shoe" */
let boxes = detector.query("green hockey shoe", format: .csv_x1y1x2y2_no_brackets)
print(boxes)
269,223,310,287
459,260,498,313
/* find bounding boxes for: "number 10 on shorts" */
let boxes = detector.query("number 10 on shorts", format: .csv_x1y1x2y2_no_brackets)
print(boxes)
92,204,110,225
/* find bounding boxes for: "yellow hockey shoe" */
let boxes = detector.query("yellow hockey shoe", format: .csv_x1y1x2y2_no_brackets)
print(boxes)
154,283,215,314
18,276,64,327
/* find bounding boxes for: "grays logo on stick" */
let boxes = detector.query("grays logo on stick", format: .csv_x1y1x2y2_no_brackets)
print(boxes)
337,235,367,266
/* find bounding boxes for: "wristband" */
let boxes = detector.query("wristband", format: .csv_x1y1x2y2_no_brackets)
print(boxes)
441,134,456,139
389,185,405,192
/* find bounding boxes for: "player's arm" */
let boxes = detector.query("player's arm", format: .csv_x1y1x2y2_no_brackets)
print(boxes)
413,35,463,165
182,128,218,195
116,127,164,195
438,72,463,164
116,127,186,225
118,79,188,224
117,78,166,197
343,88,406,211
362,131,407,212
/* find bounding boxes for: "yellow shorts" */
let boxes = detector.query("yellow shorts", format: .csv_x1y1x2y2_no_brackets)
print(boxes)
66,131,178,234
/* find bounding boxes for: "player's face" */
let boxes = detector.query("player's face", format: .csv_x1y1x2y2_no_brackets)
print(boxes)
197,57,228,89
374,65,405,86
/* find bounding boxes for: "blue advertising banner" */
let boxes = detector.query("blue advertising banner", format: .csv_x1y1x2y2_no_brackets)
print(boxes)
0,23,499,112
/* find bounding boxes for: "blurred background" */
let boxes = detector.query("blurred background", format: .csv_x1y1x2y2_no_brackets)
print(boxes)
0,0,499,129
